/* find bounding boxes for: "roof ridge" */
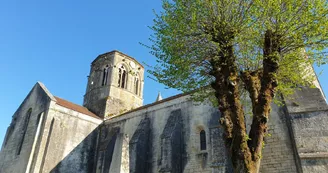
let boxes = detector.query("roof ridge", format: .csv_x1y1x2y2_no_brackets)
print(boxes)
108,91,190,119
36,81,56,101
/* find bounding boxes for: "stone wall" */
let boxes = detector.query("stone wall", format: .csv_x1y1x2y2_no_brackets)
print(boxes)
106,51,144,115
0,82,102,173
95,95,231,173
290,110,328,173
129,117,151,173
0,83,52,173
2,82,328,173
83,87,110,117
31,103,102,173
95,92,328,173
259,104,298,173
285,87,328,173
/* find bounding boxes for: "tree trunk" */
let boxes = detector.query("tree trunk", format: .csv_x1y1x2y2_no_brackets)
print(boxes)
247,29,280,167
210,43,255,173
211,30,280,173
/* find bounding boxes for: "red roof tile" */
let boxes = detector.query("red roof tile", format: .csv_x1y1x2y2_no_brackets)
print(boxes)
54,96,101,120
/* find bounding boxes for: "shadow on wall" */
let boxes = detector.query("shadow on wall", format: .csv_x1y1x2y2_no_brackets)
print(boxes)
48,127,99,173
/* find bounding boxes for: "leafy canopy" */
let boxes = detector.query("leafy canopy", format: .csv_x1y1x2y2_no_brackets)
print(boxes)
148,0,328,102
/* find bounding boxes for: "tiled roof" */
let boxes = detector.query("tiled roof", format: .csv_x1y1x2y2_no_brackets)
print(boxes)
54,96,101,120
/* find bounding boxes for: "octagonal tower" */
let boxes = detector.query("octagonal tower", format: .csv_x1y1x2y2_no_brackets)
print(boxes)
83,50,144,118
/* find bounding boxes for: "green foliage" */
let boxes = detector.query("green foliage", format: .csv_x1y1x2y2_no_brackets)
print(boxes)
244,134,252,141
147,0,328,103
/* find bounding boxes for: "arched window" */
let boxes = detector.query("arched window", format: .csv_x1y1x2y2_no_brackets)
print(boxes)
17,108,32,155
118,65,127,89
200,130,206,150
134,75,139,95
102,65,109,86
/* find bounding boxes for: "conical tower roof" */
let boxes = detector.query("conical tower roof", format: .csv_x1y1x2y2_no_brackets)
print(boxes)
156,92,162,102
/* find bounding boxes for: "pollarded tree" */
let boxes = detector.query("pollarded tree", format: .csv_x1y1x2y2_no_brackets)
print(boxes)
147,0,328,172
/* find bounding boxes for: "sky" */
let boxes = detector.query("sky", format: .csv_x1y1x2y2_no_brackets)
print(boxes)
0,0,327,146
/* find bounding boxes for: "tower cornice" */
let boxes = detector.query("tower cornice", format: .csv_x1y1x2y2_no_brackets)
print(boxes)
91,50,144,68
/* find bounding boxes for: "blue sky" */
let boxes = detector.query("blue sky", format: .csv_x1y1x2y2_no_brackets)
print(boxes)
0,0,327,146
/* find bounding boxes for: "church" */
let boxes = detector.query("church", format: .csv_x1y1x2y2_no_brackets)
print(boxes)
1,50,328,173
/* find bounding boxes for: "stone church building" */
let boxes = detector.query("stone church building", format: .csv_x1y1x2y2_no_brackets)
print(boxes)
1,50,328,173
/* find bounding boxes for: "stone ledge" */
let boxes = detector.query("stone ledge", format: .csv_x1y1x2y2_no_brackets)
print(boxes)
299,152,328,159
196,150,208,155
210,162,225,168
289,107,328,114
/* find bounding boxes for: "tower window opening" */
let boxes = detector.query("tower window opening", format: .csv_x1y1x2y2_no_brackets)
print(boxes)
134,76,139,95
102,65,109,86
122,70,126,88
17,108,32,155
118,65,127,89
118,68,121,87
200,130,206,151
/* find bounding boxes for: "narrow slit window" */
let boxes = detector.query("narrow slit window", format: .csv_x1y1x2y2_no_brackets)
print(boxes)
134,76,139,95
118,65,127,89
118,68,122,86
17,109,32,155
122,70,126,88
102,65,109,86
200,130,206,150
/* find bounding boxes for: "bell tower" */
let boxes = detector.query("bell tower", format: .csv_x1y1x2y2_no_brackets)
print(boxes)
83,50,144,118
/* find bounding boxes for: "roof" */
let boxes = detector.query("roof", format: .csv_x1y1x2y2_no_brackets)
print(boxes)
37,81,56,101
116,91,191,117
54,96,101,120
91,50,144,68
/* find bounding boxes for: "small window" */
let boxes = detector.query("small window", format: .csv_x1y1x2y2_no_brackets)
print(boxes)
102,65,109,86
200,130,206,150
17,109,32,155
118,65,127,89
134,76,139,95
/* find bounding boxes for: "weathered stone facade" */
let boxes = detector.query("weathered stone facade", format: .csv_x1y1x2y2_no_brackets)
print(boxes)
0,82,102,173
1,50,328,173
83,51,144,118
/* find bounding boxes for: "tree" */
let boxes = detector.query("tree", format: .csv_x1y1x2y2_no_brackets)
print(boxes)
147,0,328,172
